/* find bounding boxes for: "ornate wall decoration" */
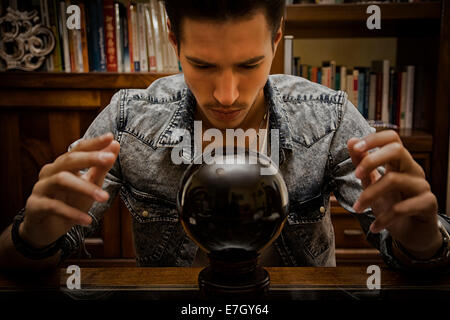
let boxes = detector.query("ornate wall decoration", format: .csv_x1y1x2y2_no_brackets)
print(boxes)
0,7,55,71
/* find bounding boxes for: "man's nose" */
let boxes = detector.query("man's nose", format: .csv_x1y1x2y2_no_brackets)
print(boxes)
213,69,239,107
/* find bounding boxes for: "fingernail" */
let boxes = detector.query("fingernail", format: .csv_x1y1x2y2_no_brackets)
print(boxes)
353,200,361,213
99,152,115,162
355,166,364,179
94,189,109,201
354,140,366,151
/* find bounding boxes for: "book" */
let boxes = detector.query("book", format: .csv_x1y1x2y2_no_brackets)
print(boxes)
368,72,376,120
405,65,415,129
352,69,359,111
399,70,407,128
354,66,370,118
149,0,163,72
103,0,117,72
78,2,89,72
114,2,123,73
144,4,157,72
119,2,130,72
86,0,106,72
284,36,293,75
136,3,148,72
339,65,346,91
128,1,139,72
371,60,390,123
59,0,71,72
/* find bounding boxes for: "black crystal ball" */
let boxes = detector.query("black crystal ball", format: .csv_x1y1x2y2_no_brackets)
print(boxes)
176,149,289,258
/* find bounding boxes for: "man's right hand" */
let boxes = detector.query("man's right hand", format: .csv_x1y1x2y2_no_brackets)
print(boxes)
19,133,120,249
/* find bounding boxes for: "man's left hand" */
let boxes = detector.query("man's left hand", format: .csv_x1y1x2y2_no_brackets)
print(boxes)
347,130,442,259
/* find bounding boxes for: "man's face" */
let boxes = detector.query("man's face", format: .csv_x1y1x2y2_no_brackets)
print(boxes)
170,12,281,130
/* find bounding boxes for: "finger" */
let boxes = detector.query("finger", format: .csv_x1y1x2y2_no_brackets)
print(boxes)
348,137,379,188
34,171,110,202
353,172,431,213
39,150,117,179
369,191,438,233
85,140,120,186
28,195,93,226
70,132,114,152
355,141,416,181
352,130,402,153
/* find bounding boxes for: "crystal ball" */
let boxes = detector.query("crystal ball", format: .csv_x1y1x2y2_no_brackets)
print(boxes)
176,149,289,257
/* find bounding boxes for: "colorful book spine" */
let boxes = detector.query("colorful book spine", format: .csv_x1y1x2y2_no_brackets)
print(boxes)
103,0,117,72
79,2,89,72
137,3,148,72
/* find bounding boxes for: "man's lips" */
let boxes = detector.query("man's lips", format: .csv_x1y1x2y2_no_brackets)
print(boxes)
209,108,243,121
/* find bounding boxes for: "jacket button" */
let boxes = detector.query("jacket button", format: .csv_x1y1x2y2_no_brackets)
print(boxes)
141,210,149,217
320,206,325,214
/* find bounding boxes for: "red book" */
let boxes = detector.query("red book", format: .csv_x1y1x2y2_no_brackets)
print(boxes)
103,0,118,72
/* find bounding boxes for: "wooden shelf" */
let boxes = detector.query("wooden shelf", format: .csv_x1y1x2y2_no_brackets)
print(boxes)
286,2,441,22
0,72,174,89
285,2,442,38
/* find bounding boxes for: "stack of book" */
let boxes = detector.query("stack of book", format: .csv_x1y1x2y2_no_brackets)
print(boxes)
0,0,180,73
290,57,416,130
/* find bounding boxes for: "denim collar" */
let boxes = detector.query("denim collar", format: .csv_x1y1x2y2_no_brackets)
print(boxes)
155,76,294,156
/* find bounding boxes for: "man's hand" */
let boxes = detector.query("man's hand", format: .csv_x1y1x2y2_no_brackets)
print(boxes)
19,133,120,249
347,130,442,260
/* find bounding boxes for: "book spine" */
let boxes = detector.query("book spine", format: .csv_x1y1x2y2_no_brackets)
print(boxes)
49,0,63,71
130,3,140,71
395,71,402,127
388,67,395,124
103,0,117,72
144,4,156,72
41,0,54,71
375,72,382,120
352,69,359,112
381,60,390,123
150,0,163,73
59,1,71,72
120,3,130,73
157,0,170,72
137,3,148,72
114,3,123,73
400,71,407,128
96,0,107,72
368,73,376,120
340,66,346,91
405,65,415,129
357,70,365,116
127,1,135,72
79,2,89,72
284,36,293,75
363,69,370,119
86,0,98,71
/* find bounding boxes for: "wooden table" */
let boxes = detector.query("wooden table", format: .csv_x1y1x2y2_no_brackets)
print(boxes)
1,266,449,301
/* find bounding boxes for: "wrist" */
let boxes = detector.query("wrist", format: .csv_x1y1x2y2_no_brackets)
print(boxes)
18,219,49,249
394,224,443,260
391,220,450,270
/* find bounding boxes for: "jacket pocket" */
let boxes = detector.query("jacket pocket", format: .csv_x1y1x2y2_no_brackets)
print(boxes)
283,193,332,261
121,184,178,223
287,193,326,225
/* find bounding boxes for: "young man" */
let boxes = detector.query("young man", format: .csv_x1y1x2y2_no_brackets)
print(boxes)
0,0,448,271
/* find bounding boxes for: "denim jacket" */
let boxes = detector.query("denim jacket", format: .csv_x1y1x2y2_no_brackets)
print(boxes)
60,73,450,270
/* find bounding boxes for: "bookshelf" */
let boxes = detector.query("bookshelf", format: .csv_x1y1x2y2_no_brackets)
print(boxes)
271,0,450,265
0,1,448,266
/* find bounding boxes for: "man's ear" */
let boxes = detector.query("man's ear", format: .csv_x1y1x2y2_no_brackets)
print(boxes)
167,18,179,57
272,17,284,54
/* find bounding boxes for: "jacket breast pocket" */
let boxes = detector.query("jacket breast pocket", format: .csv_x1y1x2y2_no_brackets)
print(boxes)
284,193,332,260
120,185,185,265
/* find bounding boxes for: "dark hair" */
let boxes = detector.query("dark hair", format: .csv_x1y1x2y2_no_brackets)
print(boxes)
164,0,285,48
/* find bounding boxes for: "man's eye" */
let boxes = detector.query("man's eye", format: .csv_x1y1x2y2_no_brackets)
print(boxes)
240,64,259,70
193,64,211,69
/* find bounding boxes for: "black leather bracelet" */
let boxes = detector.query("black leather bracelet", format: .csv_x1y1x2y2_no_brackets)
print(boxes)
11,208,65,260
